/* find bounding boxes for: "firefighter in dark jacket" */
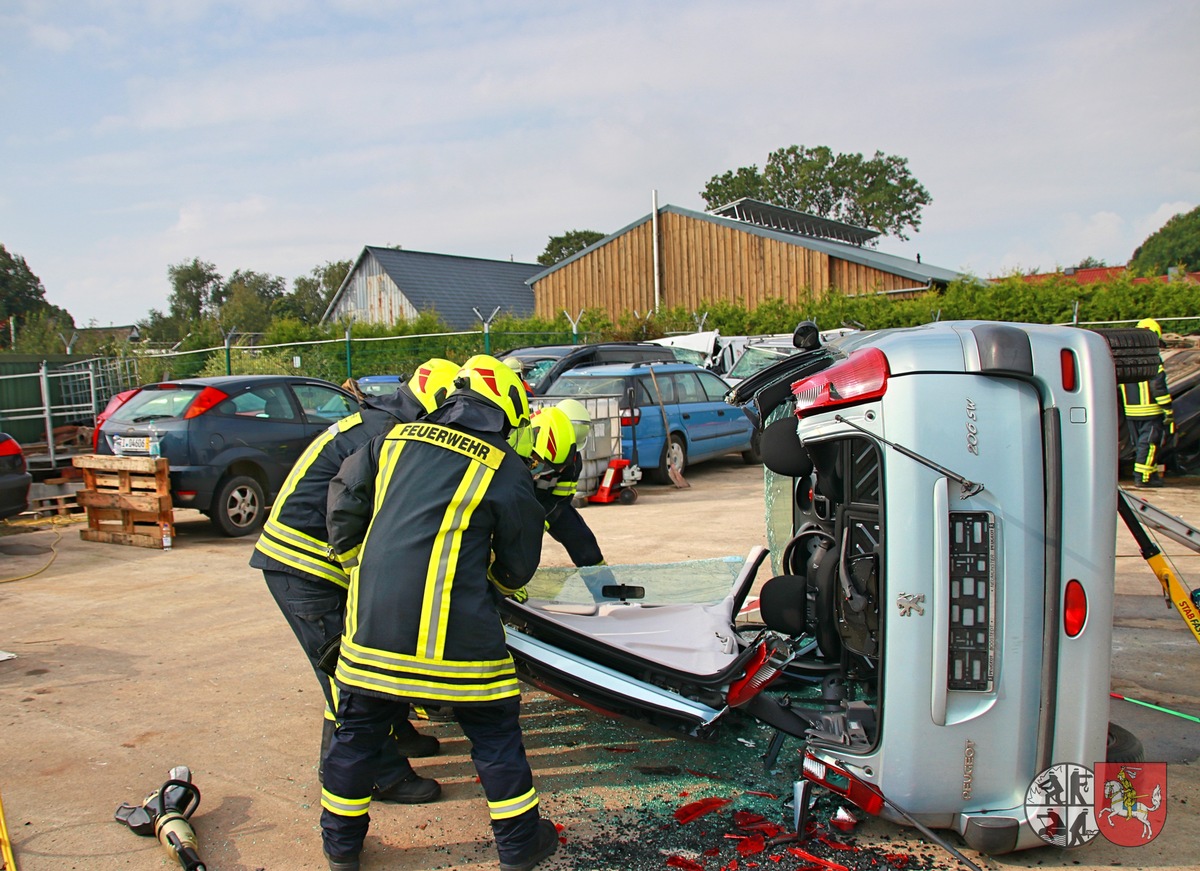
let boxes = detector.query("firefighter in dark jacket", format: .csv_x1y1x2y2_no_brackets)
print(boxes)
320,355,558,871
526,402,616,602
252,359,459,804
1122,318,1174,487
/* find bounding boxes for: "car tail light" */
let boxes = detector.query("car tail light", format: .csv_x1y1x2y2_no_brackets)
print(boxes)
94,388,141,451
725,640,791,707
619,407,641,426
1064,579,1087,637
1060,349,1078,392
801,752,885,815
0,438,23,458
183,386,230,419
792,348,889,418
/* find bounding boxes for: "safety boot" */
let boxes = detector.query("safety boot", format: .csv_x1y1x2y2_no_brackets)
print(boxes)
372,771,442,804
393,724,441,758
324,850,360,871
498,819,559,871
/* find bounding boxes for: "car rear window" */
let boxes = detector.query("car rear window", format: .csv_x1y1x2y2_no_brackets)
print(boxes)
108,386,203,422
548,374,627,397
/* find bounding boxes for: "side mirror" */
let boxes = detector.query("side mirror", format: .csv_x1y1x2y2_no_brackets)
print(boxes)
793,321,821,351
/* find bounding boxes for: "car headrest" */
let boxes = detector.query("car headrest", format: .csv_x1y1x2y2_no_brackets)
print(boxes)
760,417,813,478
759,574,809,636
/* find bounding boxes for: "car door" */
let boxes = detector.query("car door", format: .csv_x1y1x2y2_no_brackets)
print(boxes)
697,370,752,446
195,383,311,481
291,382,359,436
669,370,724,458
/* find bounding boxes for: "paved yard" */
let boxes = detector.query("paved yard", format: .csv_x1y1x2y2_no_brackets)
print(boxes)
1,457,1196,870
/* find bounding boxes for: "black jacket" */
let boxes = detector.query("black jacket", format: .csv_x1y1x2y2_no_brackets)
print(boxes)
326,393,544,705
249,387,425,586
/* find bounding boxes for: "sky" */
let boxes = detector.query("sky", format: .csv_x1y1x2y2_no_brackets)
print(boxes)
2,1,1198,328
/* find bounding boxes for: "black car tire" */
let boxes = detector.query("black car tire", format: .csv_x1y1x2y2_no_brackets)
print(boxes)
652,434,687,484
1106,722,1145,763
1090,327,1163,384
741,430,763,465
211,474,266,537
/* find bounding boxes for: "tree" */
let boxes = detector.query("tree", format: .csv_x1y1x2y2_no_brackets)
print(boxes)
1,244,52,349
1130,206,1200,275
167,258,223,323
538,230,606,266
220,285,273,334
700,144,932,241
275,259,352,324
1075,256,1108,269
224,269,286,307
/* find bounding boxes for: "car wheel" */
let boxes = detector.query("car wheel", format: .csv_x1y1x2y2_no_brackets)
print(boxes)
653,434,687,484
742,430,763,465
211,474,265,537
1106,722,1145,763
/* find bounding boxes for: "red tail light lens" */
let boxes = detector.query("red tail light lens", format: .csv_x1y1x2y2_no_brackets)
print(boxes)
801,752,885,815
792,348,889,418
183,386,230,419
619,407,641,426
726,642,790,707
0,437,22,457
1064,579,1087,637
1060,349,1078,392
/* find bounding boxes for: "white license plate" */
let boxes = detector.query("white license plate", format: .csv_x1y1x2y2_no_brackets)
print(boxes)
113,436,150,453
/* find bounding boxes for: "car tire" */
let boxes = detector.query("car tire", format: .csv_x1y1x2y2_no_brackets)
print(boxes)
1106,722,1145,763
1090,327,1163,384
211,474,266,537
741,430,763,465
653,434,687,484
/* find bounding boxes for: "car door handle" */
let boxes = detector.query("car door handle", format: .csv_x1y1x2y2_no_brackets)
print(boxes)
682,413,691,419
717,410,726,416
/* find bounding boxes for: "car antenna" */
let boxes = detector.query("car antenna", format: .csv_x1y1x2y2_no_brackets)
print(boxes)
830,415,984,497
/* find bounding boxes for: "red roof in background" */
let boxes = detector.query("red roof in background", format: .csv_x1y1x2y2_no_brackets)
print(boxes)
1016,266,1200,284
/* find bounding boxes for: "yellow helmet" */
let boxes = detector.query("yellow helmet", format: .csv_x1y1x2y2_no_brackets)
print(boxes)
1136,318,1162,338
455,354,531,429
503,356,525,375
407,358,459,413
507,423,534,459
555,398,592,447
529,406,576,476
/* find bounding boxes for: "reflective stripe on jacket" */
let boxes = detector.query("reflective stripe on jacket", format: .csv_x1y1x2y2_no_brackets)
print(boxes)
327,411,543,706
1121,366,1171,419
250,391,425,586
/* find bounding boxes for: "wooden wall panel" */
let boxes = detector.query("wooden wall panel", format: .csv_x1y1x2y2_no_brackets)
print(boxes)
533,211,930,320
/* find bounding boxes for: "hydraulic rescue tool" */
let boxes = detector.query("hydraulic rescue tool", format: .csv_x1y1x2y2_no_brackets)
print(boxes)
114,765,207,871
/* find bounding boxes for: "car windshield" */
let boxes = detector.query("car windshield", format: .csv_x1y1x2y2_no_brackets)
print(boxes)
522,359,563,392
667,347,707,365
546,374,627,398
358,380,400,397
728,345,795,380
108,386,203,422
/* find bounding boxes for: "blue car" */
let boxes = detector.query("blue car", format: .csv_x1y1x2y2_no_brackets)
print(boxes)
545,362,759,483
357,374,404,397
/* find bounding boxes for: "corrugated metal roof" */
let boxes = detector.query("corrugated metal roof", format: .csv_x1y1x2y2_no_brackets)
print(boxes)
530,204,962,287
323,247,541,329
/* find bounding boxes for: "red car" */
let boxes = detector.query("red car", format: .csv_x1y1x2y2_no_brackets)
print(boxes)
0,433,32,520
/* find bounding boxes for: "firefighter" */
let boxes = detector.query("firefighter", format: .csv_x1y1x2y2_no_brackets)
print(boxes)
1122,318,1173,487
529,403,606,569
321,355,557,871
252,359,459,804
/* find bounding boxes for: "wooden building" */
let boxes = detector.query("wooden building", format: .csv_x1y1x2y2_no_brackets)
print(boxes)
322,246,541,330
530,199,961,321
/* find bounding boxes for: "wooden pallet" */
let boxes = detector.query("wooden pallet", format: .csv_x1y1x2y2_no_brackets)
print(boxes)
25,492,87,519
72,455,174,549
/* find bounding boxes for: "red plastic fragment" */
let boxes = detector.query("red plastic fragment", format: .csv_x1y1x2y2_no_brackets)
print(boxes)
737,834,766,856
744,790,778,799
784,847,850,871
704,847,721,857
829,807,859,833
666,856,704,871
674,796,732,824
883,853,911,868
734,810,765,827
817,835,859,852
685,768,721,779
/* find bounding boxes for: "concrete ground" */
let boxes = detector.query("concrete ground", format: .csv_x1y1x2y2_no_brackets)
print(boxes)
0,457,1197,871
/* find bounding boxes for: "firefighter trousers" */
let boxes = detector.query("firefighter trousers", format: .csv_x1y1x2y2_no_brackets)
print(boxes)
263,569,417,789
1127,417,1165,483
321,692,542,863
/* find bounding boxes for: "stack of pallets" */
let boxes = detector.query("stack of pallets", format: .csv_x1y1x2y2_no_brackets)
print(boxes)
72,455,174,549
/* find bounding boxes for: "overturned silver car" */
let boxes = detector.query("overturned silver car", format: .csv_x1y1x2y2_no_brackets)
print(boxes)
502,320,1160,855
